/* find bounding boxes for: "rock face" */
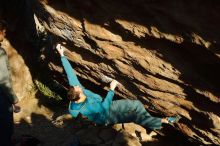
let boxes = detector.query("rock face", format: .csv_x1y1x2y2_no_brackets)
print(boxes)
1,0,220,145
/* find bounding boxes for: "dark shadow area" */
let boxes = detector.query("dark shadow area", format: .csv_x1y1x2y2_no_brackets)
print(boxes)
142,125,203,146
46,0,220,51
14,113,118,146
183,86,220,117
180,111,215,143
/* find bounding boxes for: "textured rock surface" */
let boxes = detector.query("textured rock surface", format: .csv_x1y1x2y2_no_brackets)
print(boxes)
1,0,220,145
33,1,220,145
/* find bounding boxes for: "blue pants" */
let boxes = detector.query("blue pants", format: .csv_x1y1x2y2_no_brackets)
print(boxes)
0,95,13,146
106,100,162,130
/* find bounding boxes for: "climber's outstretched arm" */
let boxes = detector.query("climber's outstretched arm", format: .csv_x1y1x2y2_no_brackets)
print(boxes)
56,44,83,87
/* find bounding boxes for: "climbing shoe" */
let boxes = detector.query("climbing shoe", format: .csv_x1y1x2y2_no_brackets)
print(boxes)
167,115,181,124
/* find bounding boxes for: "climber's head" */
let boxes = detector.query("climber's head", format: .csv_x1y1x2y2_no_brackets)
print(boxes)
0,20,7,42
67,86,84,101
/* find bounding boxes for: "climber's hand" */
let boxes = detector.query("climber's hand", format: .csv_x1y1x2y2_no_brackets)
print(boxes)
52,114,72,127
13,103,21,113
110,80,118,91
56,43,64,56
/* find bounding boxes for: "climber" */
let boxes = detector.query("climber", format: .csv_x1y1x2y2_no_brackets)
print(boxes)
55,43,179,131
0,20,21,146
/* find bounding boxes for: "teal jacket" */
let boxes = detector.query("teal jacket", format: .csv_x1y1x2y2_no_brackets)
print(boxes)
61,56,114,124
